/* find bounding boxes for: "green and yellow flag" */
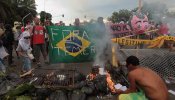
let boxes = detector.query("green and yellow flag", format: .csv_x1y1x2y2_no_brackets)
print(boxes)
47,26,96,63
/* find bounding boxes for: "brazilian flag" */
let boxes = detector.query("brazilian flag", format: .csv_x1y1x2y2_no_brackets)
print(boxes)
46,26,96,63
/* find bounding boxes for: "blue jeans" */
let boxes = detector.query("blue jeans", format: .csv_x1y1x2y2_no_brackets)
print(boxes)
0,58,6,72
22,57,31,71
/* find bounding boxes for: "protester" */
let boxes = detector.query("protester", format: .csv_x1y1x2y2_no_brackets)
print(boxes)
32,17,48,66
0,39,7,73
168,41,175,51
94,17,109,64
0,20,5,37
0,20,6,72
148,21,158,39
14,26,22,59
44,20,50,54
16,31,33,72
117,56,168,100
119,18,126,24
158,22,169,35
25,20,33,35
1,24,15,66
74,18,80,26
0,59,5,73
95,17,107,38
21,26,25,33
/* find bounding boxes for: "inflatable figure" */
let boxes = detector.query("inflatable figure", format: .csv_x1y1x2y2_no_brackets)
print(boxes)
130,12,149,34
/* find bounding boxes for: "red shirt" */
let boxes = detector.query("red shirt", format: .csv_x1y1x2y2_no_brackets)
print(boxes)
21,27,25,32
159,24,169,35
32,26,45,44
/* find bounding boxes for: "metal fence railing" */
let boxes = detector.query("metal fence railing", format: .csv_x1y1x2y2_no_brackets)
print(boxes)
117,49,175,78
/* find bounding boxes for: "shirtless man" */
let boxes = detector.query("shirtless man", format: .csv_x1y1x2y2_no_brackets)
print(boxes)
117,56,168,100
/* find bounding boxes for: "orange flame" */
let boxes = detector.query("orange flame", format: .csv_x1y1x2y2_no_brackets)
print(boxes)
106,72,116,93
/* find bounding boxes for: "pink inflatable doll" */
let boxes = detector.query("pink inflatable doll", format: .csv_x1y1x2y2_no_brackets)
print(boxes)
130,12,149,34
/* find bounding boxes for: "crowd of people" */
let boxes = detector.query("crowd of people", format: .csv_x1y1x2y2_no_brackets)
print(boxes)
0,16,108,73
0,16,170,99
0,17,52,73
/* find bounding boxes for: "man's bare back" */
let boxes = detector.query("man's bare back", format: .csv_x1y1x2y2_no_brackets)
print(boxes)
129,67,168,100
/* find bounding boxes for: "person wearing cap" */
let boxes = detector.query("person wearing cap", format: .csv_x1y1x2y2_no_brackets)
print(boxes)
1,24,15,66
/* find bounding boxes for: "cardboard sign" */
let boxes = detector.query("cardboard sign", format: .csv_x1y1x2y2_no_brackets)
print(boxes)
110,24,131,34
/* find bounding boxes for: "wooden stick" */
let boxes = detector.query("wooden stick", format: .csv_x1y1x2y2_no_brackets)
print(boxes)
112,44,119,67
138,0,142,13
136,35,139,57
20,68,35,78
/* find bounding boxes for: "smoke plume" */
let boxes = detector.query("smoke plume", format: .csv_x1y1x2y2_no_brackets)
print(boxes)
142,0,175,35
91,18,113,68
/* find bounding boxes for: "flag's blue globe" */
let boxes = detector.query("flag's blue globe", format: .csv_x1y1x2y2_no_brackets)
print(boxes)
65,37,82,53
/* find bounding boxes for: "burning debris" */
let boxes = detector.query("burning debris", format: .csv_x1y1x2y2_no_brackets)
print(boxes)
86,65,100,81
0,65,129,100
106,71,116,93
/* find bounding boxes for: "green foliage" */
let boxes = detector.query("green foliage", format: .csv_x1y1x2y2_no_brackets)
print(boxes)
5,83,35,99
40,11,52,23
166,11,175,18
0,0,37,24
0,0,15,23
108,9,131,23
16,96,31,100
0,71,6,77
108,2,175,23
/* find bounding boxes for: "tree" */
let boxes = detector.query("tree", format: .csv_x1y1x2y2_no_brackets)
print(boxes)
0,0,37,24
108,9,131,23
108,12,119,23
0,0,15,22
14,0,37,23
166,11,175,18
131,2,168,22
39,11,52,23
108,2,172,24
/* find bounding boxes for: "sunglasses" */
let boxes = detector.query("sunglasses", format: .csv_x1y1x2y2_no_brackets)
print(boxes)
24,37,31,39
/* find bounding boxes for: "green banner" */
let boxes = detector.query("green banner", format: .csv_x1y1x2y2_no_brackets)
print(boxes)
47,26,96,63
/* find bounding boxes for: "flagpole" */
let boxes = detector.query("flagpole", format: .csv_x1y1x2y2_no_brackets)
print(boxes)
138,0,142,13
44,0,46,12
136,0,142,57
112,44,118,67
22,13,31,26
44,0,46,21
